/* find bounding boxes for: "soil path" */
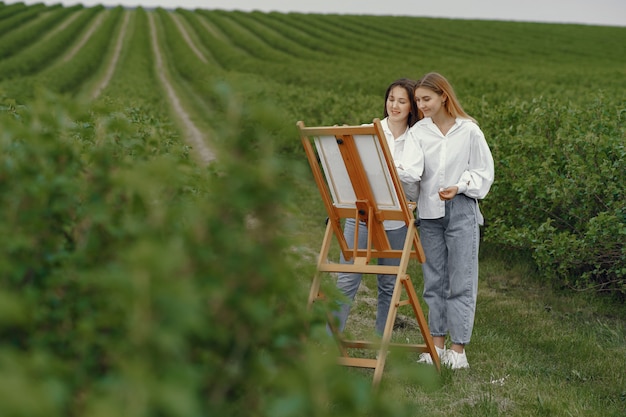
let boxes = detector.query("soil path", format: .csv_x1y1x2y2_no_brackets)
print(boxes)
170,13,208,64
62,11,106,62
41,9,83,42
147,12,215,165
90,10,130,99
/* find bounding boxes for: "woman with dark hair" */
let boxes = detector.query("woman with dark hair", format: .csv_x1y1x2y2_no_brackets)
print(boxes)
411,72,494,369
331,78,423,336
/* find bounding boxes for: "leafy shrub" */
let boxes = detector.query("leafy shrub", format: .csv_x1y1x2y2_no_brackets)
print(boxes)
0,91,425,416
482,95,625,295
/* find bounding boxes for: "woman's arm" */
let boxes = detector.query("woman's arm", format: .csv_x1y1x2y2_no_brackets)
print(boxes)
454,128,494,199
395,130,424,184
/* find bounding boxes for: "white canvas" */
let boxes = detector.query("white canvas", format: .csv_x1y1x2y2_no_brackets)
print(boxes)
314,134,400,210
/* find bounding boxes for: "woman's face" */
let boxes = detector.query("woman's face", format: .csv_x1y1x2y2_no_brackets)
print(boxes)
415,86,445,119
386,86,411,124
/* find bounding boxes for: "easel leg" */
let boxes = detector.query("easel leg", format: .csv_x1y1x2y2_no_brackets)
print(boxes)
308,221,351,357
308,221,335,308
307,270,322,308
373,271,403,387
402,275,441,371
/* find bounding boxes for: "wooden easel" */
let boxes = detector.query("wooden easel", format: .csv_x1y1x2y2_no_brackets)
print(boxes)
297,119,440,387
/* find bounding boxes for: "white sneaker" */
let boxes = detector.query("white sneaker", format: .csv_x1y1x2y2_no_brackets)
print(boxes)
417,345,445,365
442,349,469,369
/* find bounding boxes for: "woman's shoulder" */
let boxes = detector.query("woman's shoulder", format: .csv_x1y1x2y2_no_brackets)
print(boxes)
411,117,433,129
457,118,483,132
457,117,480,125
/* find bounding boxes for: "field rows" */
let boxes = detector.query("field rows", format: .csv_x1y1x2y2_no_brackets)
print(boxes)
1,3,624,230
1,4,625,415
1,4,625,145
1,3,624,281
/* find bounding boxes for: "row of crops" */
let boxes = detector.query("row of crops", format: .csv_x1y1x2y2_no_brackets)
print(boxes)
0,2,625,415
2,3,625,102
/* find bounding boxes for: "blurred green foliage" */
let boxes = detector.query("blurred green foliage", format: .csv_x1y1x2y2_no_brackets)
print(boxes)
0,4,624,415
0,91,434,416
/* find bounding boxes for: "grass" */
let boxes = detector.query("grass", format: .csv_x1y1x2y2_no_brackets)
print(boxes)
292,175,626,417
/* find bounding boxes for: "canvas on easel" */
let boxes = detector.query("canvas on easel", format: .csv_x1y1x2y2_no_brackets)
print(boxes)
297,119,440,387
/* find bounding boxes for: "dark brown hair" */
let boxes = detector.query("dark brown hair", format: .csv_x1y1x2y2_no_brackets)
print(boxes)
383,78,420,127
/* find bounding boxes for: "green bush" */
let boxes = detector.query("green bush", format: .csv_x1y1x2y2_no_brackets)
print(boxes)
482,95,625,295
0,91,427,416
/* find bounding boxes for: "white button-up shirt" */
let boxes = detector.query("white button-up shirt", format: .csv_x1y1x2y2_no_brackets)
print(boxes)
380,118,423,229
409,117,494,220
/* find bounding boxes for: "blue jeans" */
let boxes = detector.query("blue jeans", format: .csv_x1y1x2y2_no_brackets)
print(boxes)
420,194,480,345
332,218,408,335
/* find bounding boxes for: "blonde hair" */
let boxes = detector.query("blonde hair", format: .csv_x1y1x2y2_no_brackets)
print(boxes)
415,72,476,123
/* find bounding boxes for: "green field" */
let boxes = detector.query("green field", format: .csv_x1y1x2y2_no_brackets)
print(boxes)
0,3,624,416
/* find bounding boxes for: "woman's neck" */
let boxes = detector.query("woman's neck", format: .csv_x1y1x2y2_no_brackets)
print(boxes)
431,113,455,136
387,118,407,139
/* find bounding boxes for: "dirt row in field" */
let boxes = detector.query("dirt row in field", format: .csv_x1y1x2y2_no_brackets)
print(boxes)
90,11,129,100
149,14,215,164
84,10,214,165
147,12,215,165
42,9,82,42
171,13,208,64
63,11,106,63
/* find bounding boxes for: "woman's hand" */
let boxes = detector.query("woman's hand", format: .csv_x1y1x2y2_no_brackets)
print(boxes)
438,186,459,201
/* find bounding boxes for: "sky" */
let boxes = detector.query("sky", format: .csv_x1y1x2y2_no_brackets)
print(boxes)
12,0,626,27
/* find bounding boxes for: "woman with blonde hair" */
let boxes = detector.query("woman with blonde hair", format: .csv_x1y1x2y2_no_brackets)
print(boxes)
411,72,494,369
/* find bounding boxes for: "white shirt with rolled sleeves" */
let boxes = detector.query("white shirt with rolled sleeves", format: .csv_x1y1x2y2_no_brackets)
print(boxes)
409,117,494,221
379,118,423,230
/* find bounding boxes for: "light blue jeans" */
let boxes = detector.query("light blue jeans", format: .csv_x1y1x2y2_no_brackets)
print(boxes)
419,194,480,346
331,218,408,335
